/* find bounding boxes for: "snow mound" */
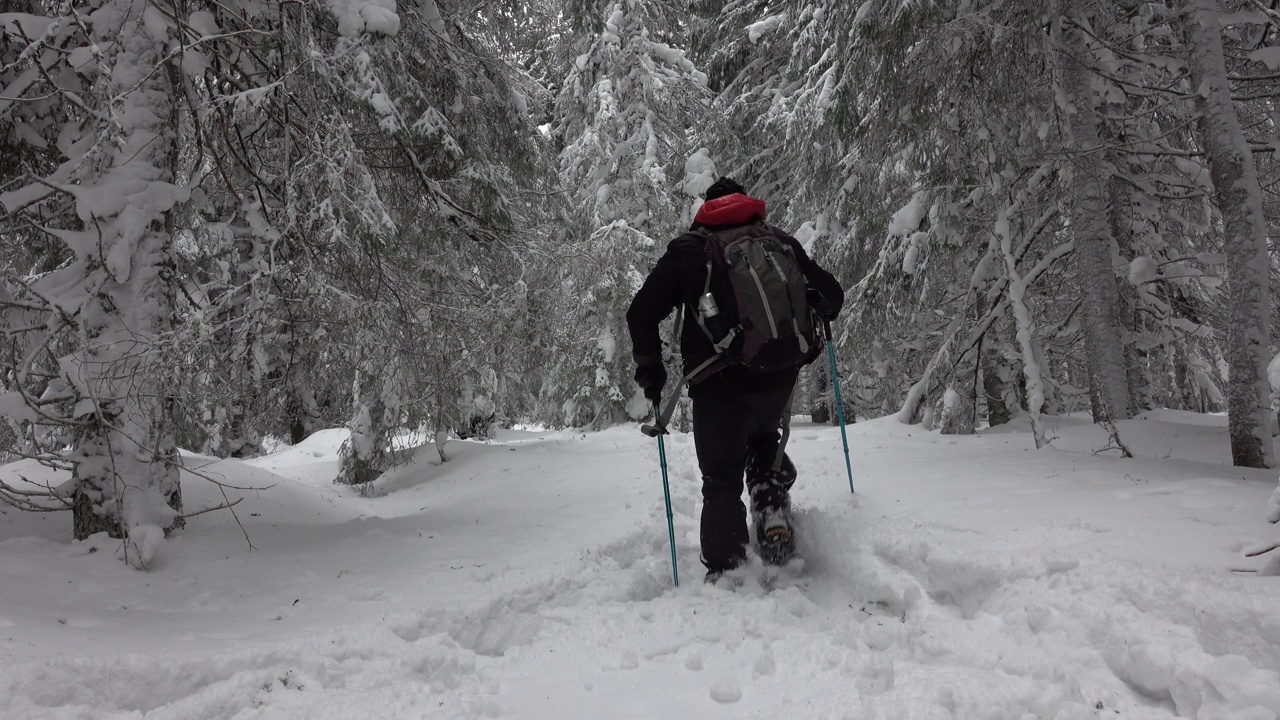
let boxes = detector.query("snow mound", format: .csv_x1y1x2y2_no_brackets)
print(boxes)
120,524,164,569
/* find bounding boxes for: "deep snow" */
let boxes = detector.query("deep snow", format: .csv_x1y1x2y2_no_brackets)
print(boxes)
2,410,1279,719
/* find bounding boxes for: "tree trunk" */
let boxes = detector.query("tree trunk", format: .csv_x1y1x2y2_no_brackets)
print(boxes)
1171,343,1197,411
1270,353,1279,436
939,379,975,436
71,0,186,546
1061,18,1132,424
1182,0,1276,468
214,232,261,459
1108,170,1153,415
982,353,1012,427
338,375,387,484
809,358,831,424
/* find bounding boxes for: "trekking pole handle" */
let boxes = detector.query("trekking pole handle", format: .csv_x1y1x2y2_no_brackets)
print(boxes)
640,421,667,437
640,395,667,437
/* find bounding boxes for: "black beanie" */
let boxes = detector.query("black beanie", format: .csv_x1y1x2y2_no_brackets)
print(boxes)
703,176,746,201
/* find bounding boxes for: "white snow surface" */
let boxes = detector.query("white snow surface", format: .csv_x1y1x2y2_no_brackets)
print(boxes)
3,411,1280,719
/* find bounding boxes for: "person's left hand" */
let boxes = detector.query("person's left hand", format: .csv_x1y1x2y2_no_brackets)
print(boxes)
807,287,839,322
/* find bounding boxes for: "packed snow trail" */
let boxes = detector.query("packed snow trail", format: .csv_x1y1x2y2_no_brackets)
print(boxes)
2,412,1279,719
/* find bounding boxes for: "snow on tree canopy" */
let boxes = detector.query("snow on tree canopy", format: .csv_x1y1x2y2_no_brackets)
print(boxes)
1269,352,1280,390
1194,369,1224,406
325,0,399,37
854,0,874,25
1173,157,1213,192
186,10,219,38
888,192,928,237
0,12,56,37
1249,46,1280,70
747,14,782,44
902,231,927,275
683,149,717,199
1128,256,1159,285
0,391,39,423
793,221,817,252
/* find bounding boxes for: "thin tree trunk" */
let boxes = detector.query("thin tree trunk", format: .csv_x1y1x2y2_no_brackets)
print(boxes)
809,362,831,425
1061,18,1132,424
997,198,1048,448
1182,0,1276,468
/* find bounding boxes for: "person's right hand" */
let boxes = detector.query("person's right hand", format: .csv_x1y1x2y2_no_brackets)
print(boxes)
634,363,667,403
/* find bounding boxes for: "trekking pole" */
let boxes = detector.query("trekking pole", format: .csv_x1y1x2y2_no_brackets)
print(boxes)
651,401,679,587
824,320,855,494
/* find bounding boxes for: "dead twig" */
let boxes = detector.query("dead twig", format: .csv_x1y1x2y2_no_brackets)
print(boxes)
1094,418,1134,458
180,497,244,518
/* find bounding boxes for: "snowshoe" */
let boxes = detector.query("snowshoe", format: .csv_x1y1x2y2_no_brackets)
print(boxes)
755,507,796,566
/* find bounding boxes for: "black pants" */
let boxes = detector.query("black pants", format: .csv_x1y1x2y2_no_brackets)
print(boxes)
692,388,795,573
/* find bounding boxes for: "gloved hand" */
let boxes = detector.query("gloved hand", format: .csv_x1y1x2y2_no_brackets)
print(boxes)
634,363,667,403
806,287,839,322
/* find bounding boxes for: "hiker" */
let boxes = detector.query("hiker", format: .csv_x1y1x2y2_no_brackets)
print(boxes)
625,177,844,583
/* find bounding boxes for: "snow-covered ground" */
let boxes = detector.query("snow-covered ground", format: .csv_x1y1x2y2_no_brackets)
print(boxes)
2,410,1279,719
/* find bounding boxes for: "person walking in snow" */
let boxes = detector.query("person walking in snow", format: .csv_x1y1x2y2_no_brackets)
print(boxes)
626,177,844,583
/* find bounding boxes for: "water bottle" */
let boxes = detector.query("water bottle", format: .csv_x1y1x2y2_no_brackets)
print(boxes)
700,292,731,343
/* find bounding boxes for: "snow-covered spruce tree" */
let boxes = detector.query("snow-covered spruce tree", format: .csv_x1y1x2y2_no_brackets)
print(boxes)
541,0,709,429
817,3,1075,434
693,3,1064,431
695,0,1255,443
1,1,67,472
1050,3,1236,422
690,1,868,424
289,0,553,481
127,0,551,482
0,0,189,556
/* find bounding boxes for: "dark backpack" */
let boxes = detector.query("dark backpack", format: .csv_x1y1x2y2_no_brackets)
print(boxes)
692,223,821,375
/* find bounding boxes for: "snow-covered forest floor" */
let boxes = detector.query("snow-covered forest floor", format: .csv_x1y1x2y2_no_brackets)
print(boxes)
3,411,1279,719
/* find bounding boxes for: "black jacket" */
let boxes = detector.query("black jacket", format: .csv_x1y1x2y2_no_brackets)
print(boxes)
625,193,844,397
